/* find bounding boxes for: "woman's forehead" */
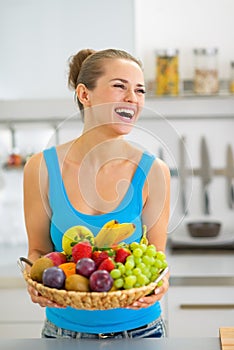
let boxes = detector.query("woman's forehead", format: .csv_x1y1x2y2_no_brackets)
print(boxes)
101,59,144,81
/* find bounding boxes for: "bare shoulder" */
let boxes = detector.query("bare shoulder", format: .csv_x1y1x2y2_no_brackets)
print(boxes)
149,157,171,181
23,152,45,176
23,152,49,193
23,152,50,201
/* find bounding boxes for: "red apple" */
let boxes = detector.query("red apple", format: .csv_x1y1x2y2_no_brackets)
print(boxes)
44,252,67,266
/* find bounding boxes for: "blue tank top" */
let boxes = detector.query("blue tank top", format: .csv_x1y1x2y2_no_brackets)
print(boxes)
43,146,161,333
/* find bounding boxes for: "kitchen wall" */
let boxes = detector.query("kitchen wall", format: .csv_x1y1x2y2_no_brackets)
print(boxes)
135,0,234,81
1,0,234,98
0,0,135,99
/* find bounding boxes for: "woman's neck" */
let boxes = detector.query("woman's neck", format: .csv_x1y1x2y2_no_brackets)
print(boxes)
70,127,132,169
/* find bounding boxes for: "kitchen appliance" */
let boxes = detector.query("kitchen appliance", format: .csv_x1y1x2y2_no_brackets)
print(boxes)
226,144,234,209
200,137,212,215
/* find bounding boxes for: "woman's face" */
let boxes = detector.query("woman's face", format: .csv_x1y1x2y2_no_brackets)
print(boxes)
83,58,145,135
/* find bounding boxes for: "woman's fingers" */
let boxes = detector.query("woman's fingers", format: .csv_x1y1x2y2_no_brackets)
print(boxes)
126,276,169,309
27,285,65,308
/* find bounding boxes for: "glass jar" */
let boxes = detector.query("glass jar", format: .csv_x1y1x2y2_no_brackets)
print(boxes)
155,49,179,96
229,61,234,93
193,48,219,95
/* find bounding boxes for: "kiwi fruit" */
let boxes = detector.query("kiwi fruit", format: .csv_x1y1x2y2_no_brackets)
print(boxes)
30,257,54,282
65,274,90,292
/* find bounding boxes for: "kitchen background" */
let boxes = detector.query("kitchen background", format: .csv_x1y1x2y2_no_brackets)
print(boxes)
0,0,234,248
0,0,234,339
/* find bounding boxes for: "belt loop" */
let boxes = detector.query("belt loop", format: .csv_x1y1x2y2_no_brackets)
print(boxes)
123,330,130,338
57,327,62,337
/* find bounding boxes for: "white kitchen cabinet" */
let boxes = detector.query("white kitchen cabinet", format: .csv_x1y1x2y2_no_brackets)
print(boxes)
0,288,45,339
167,286,234,337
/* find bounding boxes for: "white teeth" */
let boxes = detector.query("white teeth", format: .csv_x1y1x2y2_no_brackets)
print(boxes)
115,108,135,119
115,108,134,116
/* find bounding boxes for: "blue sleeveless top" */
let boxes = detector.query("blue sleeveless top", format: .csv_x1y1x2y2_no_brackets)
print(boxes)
43,146,161,333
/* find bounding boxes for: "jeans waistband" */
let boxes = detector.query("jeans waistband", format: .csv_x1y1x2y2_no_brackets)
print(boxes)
42,316,166,339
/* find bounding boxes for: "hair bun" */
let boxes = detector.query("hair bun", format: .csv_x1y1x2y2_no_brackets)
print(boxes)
68,49,95,90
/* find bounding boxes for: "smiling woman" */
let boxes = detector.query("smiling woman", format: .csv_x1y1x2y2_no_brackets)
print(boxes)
23,48,170,339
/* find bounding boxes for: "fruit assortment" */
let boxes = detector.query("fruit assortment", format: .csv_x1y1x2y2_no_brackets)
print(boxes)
27,221,168,297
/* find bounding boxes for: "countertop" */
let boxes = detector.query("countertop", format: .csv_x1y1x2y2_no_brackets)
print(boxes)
0,337,221,350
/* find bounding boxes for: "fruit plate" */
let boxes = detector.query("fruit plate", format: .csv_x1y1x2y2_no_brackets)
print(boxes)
18,258,167,310
22,270,159,310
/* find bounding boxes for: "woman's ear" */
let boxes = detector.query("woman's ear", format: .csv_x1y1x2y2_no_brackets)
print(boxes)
76,84,91,106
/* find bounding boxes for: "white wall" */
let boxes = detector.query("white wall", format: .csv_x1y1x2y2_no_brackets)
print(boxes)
1,0,233,100
0,0,135,99
135,0,234,81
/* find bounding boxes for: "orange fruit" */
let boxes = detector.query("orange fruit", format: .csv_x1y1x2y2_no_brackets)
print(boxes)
59,262,76,277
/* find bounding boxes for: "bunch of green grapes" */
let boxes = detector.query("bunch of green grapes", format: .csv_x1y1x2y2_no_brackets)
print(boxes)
110,242,168,290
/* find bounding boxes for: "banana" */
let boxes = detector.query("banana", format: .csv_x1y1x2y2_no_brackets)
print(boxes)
140,225,148,245
95,220,135,248
102,219,118,229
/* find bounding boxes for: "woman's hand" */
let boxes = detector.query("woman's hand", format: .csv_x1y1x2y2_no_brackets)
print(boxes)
126,276,169,309
27,285,65,308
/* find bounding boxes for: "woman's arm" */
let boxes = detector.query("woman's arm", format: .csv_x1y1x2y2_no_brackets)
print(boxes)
142,158,171,251
23,153,61,308
129,158,170,309
23,152,53,261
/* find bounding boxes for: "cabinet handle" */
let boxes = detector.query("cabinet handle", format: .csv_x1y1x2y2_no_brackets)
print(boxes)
180,304,234,310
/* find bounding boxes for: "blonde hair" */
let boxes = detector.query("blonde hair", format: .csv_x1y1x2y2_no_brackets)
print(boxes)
68,48,143,118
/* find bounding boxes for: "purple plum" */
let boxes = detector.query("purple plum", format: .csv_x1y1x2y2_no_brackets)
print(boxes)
76,258,96,278
89,270,113,292
42,266,66,289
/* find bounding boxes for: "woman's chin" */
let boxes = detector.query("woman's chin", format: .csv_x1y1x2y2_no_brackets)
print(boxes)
111,121,135,136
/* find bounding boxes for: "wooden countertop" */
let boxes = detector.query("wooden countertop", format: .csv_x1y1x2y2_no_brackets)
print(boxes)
220,328,234,350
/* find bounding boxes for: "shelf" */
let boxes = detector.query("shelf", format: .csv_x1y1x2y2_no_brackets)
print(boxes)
146,79,234,99
144,95,234,120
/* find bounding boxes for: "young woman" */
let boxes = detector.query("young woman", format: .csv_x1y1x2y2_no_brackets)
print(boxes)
23,48,170,339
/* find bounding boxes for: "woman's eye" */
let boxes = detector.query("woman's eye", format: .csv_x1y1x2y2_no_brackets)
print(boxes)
113,84,126,89
136,89,146,94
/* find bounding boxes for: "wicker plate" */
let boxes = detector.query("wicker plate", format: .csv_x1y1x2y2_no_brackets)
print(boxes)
18,257,166,310
23,270,159,310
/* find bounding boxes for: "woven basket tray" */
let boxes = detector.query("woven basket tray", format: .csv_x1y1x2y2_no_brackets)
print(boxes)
22,270,158,310
18,257,163,310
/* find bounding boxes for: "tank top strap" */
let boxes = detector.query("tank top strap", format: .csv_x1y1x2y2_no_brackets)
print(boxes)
43,146,62,189
131,151,155,188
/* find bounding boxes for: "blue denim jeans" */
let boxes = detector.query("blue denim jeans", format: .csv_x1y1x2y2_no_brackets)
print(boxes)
41,317,167,339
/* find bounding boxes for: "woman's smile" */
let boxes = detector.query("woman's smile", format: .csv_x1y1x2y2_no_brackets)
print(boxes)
114,106,136,122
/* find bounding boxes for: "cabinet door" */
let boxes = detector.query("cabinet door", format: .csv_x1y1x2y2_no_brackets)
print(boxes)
0,288,45,339
167,286,234,337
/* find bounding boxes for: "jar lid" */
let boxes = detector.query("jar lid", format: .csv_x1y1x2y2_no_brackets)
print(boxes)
193,48,218,55
156,48,179,57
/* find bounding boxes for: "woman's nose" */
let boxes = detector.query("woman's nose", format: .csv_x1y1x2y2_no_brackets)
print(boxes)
124,89,137,103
